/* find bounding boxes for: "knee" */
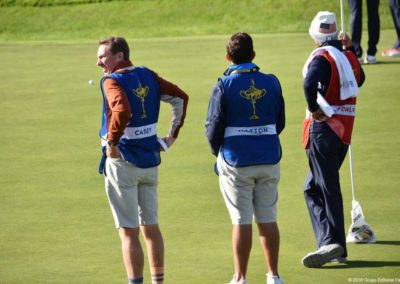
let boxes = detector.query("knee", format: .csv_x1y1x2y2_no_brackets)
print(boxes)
119,227,140,242
141,224,163,240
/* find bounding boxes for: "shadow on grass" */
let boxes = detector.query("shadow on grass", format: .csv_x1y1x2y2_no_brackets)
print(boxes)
345,240,400,246
374,240,400,246
323,260,400,269
368,60,400,65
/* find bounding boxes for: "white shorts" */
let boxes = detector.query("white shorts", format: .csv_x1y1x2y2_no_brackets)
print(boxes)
105,158,158,228
217,155,280,225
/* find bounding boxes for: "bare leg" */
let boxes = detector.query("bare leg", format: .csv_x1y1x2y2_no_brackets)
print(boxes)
257,222,280,276
119,227,144,281
232,224,252,282
141,224,164,284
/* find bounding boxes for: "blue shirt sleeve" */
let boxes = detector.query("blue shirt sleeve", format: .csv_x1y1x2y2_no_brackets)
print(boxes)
303,56,331,113
270,74,285,135
205,80,226,156
277,94,285,135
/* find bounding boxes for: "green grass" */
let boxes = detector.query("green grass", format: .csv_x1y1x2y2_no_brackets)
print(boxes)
0,0,124,6
0,0,395,41
0,30,399,283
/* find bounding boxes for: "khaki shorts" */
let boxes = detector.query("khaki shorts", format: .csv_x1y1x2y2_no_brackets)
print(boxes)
105,158,158,228
217,155,280,225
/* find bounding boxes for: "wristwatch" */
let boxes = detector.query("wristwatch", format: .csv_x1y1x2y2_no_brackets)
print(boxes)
107,140,118,147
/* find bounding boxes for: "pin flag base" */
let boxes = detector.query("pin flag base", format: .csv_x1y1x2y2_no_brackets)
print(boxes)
346,146,377,243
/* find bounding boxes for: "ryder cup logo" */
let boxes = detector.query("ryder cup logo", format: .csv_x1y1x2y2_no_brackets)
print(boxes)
240,79,266,120
133,83,149,118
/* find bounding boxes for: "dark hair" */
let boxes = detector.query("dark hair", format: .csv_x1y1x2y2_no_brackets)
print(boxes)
99,36,130,61
226,32,254,64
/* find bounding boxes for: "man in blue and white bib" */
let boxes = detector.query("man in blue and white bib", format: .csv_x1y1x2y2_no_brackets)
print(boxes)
206,32,285,284
97,37,188,284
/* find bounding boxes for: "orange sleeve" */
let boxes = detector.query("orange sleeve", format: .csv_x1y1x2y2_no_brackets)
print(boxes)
103,78,132,144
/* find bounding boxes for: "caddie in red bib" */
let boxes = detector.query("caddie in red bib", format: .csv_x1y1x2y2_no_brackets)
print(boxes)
300,11,365,268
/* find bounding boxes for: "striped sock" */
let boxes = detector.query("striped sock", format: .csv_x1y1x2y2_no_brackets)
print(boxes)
151,273,164,283
128,277,143,284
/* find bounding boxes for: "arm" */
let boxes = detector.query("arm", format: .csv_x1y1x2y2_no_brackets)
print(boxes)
271,74,285,134
276,95,285,135
303,56,331,120
205,81,226,156
340,32,366,87
152,71,189,148
103,78,131,158
358,65,366,87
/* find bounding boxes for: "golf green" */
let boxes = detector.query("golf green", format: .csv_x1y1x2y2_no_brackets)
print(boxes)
0,31,399,283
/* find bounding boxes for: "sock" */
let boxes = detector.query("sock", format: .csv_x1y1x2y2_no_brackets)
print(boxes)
151,273,164,283
267,273,280,279
128,277,143,284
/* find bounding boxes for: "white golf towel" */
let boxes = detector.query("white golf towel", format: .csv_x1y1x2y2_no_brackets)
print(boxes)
303,46,359,100
157,137,170,154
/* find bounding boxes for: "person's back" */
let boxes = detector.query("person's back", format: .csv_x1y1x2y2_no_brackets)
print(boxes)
96,36,189,284
206,32,285,284
219,68,283,167
102,67,162,168
301,11,366,269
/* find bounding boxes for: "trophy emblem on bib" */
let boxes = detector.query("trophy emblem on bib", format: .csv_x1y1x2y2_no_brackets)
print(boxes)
133,83,149,118
240,79,266,120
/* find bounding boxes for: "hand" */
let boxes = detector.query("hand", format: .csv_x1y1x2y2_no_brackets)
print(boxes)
106,145,121,158
311,108,327,122
338,32,352,49
161,136,176,149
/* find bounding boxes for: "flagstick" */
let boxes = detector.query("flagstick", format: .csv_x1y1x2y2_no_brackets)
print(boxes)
340,0,345,34
349,145,356,202
340,0,356,203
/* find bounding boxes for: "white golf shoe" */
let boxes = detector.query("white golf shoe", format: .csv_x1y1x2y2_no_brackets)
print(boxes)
330,257,348,263
267,274,284,284
228,274,247,284
301,243,344,268
382,48,400,57
364,54,377,64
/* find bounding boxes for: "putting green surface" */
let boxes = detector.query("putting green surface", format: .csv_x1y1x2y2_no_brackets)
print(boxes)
0,31,399,283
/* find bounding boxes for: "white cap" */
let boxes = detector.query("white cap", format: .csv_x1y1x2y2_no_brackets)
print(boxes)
309,11,338,43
